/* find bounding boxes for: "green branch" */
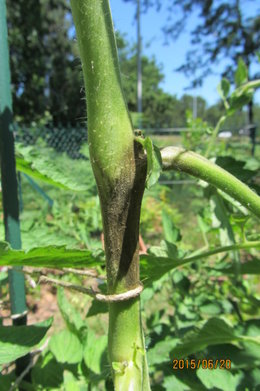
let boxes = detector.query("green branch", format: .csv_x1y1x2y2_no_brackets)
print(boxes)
161,146,260,218
205,115,226,157
181,241,260,265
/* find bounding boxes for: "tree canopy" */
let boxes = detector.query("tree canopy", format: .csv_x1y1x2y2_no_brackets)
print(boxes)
124,0,260,86
7,0,85,126
5,0,259,131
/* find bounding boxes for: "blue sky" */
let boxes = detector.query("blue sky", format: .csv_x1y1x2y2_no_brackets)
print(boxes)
110,0,260,107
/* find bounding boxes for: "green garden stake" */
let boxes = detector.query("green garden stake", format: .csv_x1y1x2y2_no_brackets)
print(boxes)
23,173,54,207
0,0,30,385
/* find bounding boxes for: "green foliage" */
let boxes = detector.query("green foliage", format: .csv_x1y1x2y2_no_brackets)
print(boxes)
235,58,248,87
181,110,211,151
16,143,94,192
50,329,83,364
136,136,162,188
27,289,109,390
0,241,100,268
7,0,85,125
0,318,52,365
217,61,260,118
171,317,260,358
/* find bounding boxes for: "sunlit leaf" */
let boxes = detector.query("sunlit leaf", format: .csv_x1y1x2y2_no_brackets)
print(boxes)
57,288,85,337
197,367,243,391
162,210,181,244
217,78,230,99
171,317,260,359
138,137,162,189
235,58,248,87
0,241,101,268
49,329,83,364
83,330,108,376
16,143,90,191
0,318,52,365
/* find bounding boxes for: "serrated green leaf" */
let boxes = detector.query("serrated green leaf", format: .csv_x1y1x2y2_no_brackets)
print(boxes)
0,241,101,268
140,241,260,285
170,317,260,359
16,143,90,191
49,329,83,364
235,58,248,87
140,254,179,285
0,318,52,365
197,368,243,391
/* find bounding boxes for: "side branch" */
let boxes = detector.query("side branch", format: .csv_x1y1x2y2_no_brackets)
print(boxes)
161,147,260,218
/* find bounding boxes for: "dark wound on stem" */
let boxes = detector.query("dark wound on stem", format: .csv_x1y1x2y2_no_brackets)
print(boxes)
100,141,147,293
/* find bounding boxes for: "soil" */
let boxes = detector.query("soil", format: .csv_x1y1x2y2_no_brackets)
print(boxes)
1,284,61,328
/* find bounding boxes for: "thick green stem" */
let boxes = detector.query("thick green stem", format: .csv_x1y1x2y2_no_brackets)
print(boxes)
161,146,260,218
70,1,150,388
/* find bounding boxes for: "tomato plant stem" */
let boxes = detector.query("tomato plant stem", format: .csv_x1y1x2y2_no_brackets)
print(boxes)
70,0,150,388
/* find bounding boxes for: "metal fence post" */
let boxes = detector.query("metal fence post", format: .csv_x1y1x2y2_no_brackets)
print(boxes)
0,0,30,385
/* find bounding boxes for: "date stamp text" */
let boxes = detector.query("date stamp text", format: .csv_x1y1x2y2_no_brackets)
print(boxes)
172,359,231,370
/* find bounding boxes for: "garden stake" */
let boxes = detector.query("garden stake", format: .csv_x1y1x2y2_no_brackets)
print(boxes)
0,0,29,386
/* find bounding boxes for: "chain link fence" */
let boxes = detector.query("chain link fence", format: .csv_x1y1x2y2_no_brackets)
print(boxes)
15,123,88,159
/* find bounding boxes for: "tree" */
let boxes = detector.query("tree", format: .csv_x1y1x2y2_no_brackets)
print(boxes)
124,0,259,84
6,0,85,125
123,0,260,128
117,33,183,128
